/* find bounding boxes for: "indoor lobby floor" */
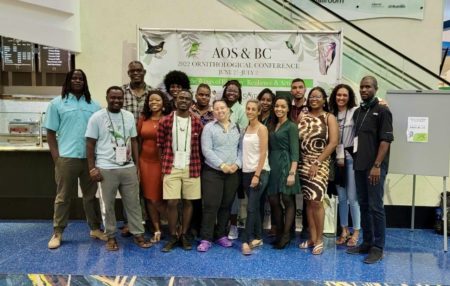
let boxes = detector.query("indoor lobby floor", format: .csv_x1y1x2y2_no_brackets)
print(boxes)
0,220,449,285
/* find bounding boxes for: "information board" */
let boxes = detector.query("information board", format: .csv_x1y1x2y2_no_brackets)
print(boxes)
1,37,34,72
39,46,70,73
386,90,450,177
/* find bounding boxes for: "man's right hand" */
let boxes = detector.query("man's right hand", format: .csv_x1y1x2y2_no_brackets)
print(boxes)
89,167,103,182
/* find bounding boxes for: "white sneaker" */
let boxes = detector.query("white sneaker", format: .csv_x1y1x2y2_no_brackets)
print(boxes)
48,232,62,249
228,225,238,240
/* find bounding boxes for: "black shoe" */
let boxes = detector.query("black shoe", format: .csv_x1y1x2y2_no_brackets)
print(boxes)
273,233,290,250
180,234,192,251
161,235,179,252
346,242,371,255
364,246,383,264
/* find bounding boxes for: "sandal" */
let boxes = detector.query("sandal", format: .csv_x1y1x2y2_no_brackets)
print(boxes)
242,243,252,255
347,232,359,247
133,235,153,248
312,242,324,255
120,225,132,237
106,238,119,251
336,234,350,245
250,239,263,249
151,231,161,243
299,240,314,249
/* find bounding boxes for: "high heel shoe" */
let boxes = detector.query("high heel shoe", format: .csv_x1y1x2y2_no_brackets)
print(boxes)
273,233,290,249
151,231,161,243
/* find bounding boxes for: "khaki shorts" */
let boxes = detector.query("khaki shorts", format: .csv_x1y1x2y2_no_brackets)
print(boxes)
163,167,201,200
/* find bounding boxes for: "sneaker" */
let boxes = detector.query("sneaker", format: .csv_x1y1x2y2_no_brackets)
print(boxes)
90,229,107,241
215,236,233,248
197,240,212,252
48,232,62,249
364,246,383,264
180,234,192,251
228,225,238,240
346,242,371,255
161,235,179,252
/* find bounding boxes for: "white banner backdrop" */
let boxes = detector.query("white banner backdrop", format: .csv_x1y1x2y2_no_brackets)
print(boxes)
138,29,342,101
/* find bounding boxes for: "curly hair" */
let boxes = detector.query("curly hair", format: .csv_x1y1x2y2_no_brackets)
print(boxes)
163,70,190,93
141,90,172,120
329,84,356,115
222,79,242,104
61,69,92,103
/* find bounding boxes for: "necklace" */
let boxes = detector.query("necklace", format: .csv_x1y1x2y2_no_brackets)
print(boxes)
151,117,160,129
177,116,189,132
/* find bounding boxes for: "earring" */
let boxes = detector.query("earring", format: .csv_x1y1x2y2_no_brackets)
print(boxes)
162,107,165,111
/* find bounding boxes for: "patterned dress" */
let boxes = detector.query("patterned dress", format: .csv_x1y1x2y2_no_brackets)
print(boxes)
298,113,330,201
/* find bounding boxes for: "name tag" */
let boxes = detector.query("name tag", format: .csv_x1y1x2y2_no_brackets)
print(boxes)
174,151,187,169
115,146,127,164
353,137,358,153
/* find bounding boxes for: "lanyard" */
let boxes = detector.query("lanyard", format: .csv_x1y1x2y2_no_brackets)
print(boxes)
175,116,190,152
106,110,126,146
354,108,370,136
338,109,348,144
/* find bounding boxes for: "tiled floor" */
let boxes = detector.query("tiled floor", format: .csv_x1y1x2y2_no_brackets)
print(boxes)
0,220,449,285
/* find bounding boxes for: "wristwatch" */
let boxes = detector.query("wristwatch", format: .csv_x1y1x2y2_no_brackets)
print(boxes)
373,162,381,168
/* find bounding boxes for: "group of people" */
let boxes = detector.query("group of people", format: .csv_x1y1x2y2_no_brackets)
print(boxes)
44,60,393,264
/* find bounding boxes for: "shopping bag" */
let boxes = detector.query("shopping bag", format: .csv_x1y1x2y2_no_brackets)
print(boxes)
323,194,338,235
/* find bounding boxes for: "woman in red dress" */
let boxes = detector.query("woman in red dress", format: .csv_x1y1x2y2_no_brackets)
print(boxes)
138,90,171,243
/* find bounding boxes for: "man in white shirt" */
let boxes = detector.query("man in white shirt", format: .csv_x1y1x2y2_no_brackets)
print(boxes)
86,86,152,251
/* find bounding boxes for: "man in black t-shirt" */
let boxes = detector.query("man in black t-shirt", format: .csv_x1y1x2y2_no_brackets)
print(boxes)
346,76,394,264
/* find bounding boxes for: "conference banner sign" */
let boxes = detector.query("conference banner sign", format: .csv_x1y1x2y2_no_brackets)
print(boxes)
138,29,342,101
294,0,425,22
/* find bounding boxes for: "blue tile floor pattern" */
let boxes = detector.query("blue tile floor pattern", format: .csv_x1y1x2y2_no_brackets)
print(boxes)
0,220,449,285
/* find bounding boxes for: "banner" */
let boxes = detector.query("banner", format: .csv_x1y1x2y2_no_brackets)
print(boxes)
138,29,342,101
294,0,425,22
441,0,450,88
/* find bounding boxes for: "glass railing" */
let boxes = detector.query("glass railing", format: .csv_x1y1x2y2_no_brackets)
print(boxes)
218,0,449,97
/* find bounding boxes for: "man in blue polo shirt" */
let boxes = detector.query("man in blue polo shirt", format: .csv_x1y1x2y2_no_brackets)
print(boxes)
45,69,106,249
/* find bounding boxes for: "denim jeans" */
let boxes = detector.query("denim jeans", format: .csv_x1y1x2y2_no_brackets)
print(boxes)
336,156,361,230
354,167,387,249
241,171,269,243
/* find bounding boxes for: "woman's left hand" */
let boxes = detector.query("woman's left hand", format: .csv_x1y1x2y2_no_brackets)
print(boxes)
308,164,319,180
286,174,295,187
228,164,239,174
250,176,260,188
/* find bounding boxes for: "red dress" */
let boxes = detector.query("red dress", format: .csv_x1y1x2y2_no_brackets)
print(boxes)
138,116,162,201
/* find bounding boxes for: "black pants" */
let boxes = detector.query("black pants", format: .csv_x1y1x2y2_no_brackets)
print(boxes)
200,166,240,241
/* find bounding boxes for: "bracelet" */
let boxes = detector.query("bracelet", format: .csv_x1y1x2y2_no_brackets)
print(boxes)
311,159,321,166
288,171,295,176
253,174,260,179
219,163,226,169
